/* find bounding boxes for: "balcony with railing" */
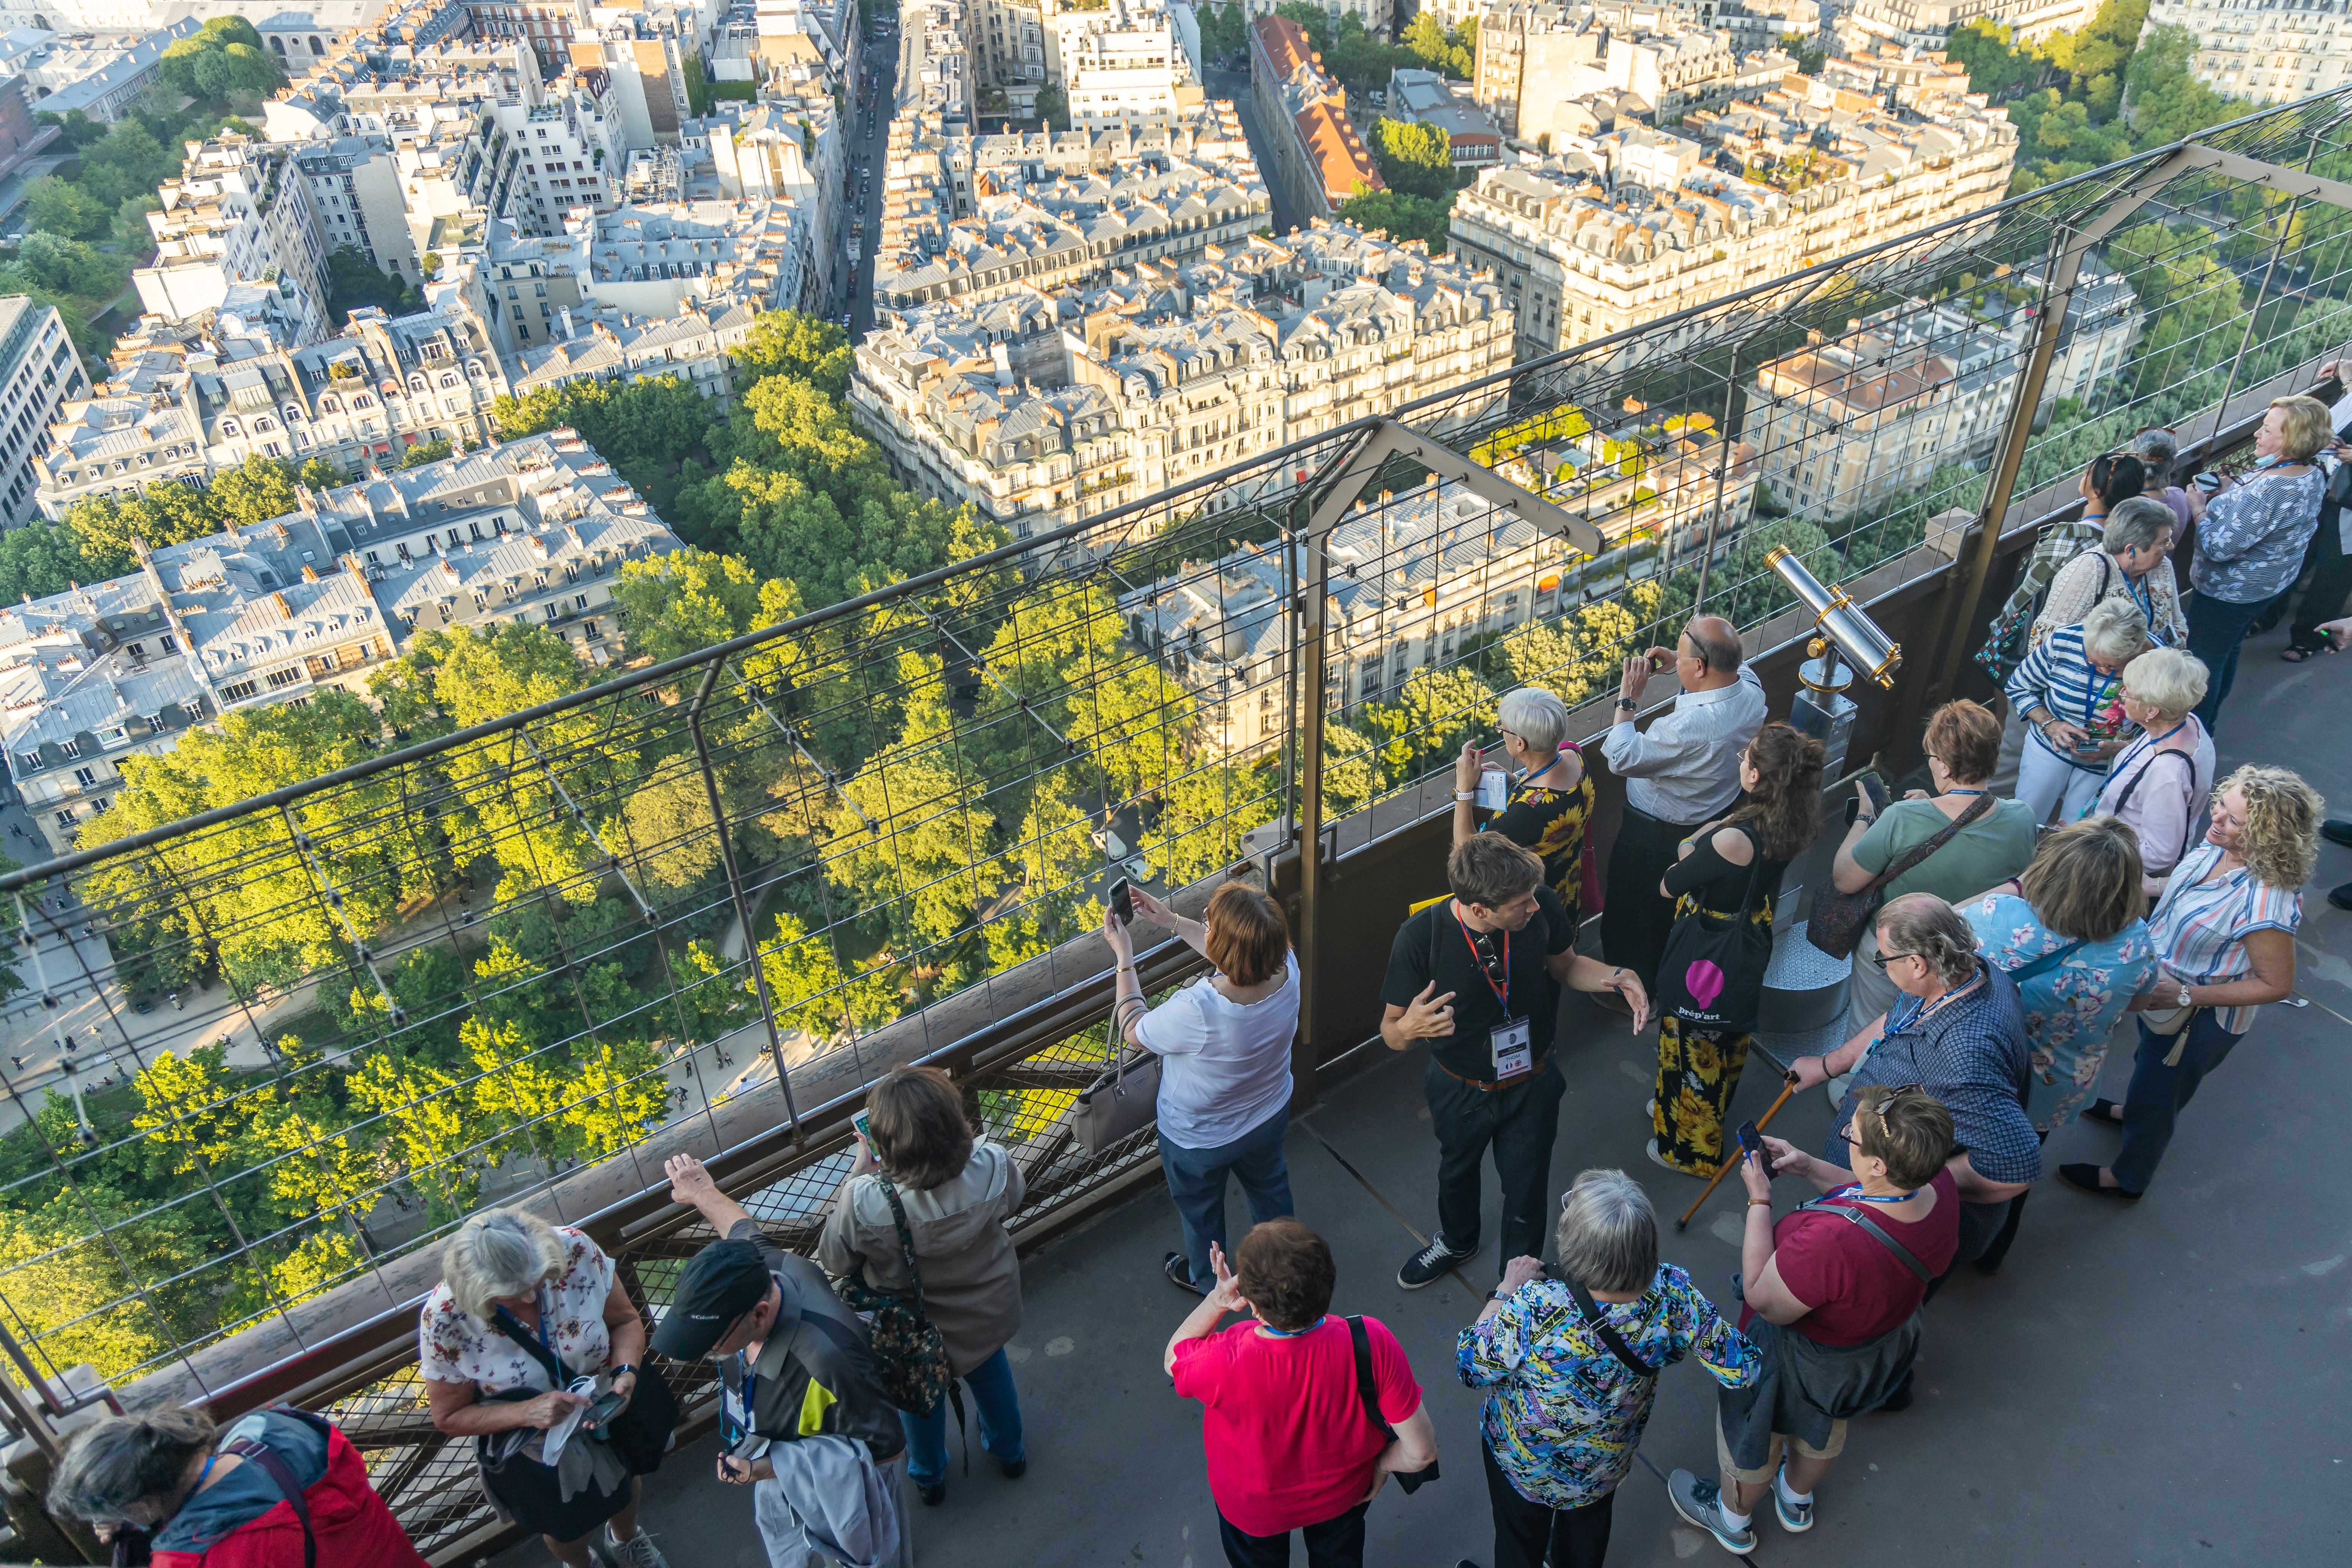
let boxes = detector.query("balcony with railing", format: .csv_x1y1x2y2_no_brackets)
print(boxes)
0,97,2349,1565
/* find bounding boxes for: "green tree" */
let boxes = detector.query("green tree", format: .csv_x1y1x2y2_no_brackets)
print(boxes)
24,176,110,239
207,453,301,528
1144,760,1280,889
1334,189,1453,253
1034,83,1068,130
826,748,996,952
728,309,853,396
612,547,772,663
323,243,412,324
1370,117,1457,202
756,910,901,1040
0,521,96,606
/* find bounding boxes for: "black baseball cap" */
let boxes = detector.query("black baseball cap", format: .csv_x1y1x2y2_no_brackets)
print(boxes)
650,1238,774,1360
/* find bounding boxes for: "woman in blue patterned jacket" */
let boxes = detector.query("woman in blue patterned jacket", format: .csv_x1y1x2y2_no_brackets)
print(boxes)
1458,1169,1756,1568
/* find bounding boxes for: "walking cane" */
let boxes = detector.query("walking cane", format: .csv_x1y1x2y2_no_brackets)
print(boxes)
1675,1043,1800,1232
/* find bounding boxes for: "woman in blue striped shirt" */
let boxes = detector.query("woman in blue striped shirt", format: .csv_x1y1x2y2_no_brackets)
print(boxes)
2004,596,2150,826
2064,764,2318,1200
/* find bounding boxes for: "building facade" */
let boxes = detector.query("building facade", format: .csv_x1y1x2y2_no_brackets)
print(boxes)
2139,0,2351,106
0,299,87,527
1250,14,1381,224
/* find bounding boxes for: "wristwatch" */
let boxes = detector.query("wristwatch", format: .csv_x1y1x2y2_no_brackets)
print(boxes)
1615,697,1638,712
609,1363,636,1382
2175,982,2192,1008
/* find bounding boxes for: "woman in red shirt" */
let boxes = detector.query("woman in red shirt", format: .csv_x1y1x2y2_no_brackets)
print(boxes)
1669,1085,1962,1554
1167,1219,1439,1568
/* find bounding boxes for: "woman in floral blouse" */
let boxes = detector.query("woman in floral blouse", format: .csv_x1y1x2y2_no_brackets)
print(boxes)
1458,1169,1755,1568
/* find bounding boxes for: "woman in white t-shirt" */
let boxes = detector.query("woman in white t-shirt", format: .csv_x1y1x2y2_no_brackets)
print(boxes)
1103,880,1301,1296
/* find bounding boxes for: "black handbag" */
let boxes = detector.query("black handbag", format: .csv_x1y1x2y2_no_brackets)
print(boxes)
1346,1316,1436,1494
489,1304,679,1475
1655,833,1775,1034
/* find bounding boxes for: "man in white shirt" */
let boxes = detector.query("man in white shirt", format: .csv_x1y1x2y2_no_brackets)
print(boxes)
1599,616,1767,997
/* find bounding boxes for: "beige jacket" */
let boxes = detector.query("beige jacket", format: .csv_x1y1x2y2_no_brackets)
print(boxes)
817,1139,1025,1376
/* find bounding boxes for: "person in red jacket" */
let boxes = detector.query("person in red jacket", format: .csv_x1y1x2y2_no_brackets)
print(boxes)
47,1405,429,1568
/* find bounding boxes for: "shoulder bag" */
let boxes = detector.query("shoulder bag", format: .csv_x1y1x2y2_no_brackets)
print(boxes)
1074,1003,1164,1155
1346,1316,1438,1494
830,1176,957,1419
1561,1275,1659,1379
1806,791,1997,961
489,1298,679,1476
1655,833,1775,1034
1975,545,2108,683
1792,1196,1931,1281
2000,937,2086,985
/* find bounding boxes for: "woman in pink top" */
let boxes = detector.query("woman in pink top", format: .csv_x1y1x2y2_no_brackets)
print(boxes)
1167,1220,1439,1568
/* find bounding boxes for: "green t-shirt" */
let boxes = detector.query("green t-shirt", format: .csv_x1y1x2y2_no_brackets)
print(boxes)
1851,796,2039,904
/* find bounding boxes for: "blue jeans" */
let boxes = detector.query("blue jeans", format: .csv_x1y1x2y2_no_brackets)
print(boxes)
900,1345,1023,1487
2185,589,2267,732
2113,1012,2244,1192
1160,1104,1294,1284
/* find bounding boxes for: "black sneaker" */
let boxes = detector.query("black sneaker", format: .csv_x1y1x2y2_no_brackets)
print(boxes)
1163,1251,1207,1295
1397,1234,1477,1289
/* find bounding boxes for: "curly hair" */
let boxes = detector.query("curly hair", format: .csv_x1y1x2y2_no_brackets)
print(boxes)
2214,764,2321,891
1724,721,1826,861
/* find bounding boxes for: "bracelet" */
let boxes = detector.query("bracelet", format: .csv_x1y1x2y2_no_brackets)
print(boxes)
1748,1198,1773,1208
1454,791,1478,802
1856,813,1876,826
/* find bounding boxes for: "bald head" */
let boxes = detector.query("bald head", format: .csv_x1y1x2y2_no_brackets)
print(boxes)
1682,617,1743,689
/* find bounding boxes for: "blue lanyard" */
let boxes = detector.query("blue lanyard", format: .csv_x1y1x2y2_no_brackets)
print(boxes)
728,1353,756,1442
1257,1314,1325,1338
1827,1182,1923,1206
1944,788,1985,797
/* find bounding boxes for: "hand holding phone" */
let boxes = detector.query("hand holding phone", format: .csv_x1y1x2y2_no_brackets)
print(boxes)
1735,1120,1767,1168
1108,877,1134,926
583,1390,627,1429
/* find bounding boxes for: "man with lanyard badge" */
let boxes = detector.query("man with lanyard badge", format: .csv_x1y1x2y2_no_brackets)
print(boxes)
657,1154,910,1568
1381,836,1650,1289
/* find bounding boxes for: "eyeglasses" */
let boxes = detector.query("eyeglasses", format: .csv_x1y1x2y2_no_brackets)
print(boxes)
1470,929,1508,988
1868,951,1918,970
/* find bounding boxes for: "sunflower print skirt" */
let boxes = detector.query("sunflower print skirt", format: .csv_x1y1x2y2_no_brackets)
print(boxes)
1651,891,1775,1176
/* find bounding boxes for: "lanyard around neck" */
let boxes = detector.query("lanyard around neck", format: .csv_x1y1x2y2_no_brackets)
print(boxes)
1829,1182,1923,1206
1456,907,1509,1013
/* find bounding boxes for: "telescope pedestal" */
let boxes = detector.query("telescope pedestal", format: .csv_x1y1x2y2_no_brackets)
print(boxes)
1790,651,1857,778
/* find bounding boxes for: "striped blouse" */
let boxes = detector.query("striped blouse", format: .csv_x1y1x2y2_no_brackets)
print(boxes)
2147,842,2303,1033
2005,623,2128,767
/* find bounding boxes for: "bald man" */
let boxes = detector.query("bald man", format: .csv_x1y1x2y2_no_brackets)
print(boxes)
1599,616,1767,1000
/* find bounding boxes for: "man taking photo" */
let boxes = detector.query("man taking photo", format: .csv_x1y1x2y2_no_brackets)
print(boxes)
1381,836,1650,1289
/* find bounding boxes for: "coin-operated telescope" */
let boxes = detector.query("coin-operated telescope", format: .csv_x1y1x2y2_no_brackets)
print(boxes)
1763,546,1900,777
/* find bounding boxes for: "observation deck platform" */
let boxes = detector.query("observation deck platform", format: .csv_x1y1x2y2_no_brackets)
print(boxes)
506,645,2352,1568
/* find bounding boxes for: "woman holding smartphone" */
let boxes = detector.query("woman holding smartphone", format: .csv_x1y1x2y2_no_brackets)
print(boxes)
2003,596,2150,825
1104,880,1300,1296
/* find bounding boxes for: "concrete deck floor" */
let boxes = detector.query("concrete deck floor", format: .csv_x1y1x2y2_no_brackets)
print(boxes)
500,642,2352,1568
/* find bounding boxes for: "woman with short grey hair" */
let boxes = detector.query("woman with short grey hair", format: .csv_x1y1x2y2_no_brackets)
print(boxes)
2034,495,2187,648
2006,595,2150,824
1457,1169,1758,1568
420,1209,672,1568
2093,647,2215,895
1454,685,1596,922
49,1404,427,1565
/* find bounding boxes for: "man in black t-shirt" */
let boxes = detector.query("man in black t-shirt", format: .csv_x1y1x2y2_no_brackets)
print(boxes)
1380,836,1650,1288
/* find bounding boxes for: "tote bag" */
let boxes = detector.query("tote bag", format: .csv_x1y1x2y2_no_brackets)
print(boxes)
1655,839,1774,1035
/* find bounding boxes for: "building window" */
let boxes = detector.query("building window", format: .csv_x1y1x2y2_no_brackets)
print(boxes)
222,679,259,701
54,810,74,829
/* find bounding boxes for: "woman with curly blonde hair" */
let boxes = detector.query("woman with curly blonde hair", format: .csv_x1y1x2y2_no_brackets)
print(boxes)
2065,764,2319,1200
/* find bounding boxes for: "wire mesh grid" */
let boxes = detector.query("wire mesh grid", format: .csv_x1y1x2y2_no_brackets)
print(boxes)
0,97,2345,1463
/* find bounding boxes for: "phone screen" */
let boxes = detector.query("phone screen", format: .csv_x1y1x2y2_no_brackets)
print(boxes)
1735,1120,1765,1167
852,1108,873,1145
586,1391,626,1427
1108,878,1134,924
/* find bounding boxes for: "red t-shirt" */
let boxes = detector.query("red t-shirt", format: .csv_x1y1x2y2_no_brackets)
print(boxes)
1170,1314,1423,1535
1762,1168,1962,1346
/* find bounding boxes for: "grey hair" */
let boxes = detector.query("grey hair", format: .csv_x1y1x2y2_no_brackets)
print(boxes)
2081,595,2148,664
443,1208,569,1321
1497,686,1571,754
2103,496,2175,555
2121,646,2208,722
1875,893,1982,988
1554,1168,1658,1294
2127,428,2178,467
48,1408,216,1526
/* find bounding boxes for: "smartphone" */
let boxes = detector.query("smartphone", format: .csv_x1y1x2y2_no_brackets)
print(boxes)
1647,652,1668,672
2192,470,2224,493
1108,877,1134,925
1845,769,1890,826
851,1108,873,1145
584,1391,626,1428
1734,1120,1767,1170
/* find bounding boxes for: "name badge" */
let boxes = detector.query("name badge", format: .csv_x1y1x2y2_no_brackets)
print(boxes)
722,1384,748,1434
1491,1016,1533,1081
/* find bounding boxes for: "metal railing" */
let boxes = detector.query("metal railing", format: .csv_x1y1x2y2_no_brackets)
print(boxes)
0,92,2347,1561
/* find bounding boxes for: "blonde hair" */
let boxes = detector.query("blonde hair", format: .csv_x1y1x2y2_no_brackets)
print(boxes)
2269,395,2335,461
2021,816,2145,941
2121,647,2207,722
2215,764,2321,891
2080,595,2148,664
443,1208,570,1321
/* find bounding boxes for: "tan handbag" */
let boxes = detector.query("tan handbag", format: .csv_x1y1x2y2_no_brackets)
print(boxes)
2139,968,2201,1065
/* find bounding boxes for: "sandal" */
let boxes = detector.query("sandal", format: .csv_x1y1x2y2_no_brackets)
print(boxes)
2280,644,2334,663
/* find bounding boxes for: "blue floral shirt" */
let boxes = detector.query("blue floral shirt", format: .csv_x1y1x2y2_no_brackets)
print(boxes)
2189,466,2327,603
1965,893,2160,1133
1458,1264,1756,1510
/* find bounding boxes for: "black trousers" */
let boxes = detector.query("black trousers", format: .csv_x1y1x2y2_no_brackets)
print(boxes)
1426,1056,1565,1264
2289,504,2352,653
1217,1502,1368,1568
1602,803,1707,987
1484,1442,1615,1568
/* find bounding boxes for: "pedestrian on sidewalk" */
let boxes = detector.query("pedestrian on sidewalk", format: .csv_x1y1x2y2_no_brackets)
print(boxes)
1380,836,1649,1290
1167,1219,1438,1568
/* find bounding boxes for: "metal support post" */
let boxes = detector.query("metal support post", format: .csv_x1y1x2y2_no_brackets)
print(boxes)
1694,343,1741,614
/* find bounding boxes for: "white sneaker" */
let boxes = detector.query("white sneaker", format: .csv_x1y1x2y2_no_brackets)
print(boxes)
608,1529,670,1568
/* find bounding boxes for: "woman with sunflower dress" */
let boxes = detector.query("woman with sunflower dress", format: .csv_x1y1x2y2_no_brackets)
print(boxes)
1649,723,1825,1176
1454,687,1599,927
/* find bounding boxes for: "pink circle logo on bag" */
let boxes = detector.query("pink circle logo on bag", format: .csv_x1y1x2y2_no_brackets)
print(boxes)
1683,960,1725,1011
